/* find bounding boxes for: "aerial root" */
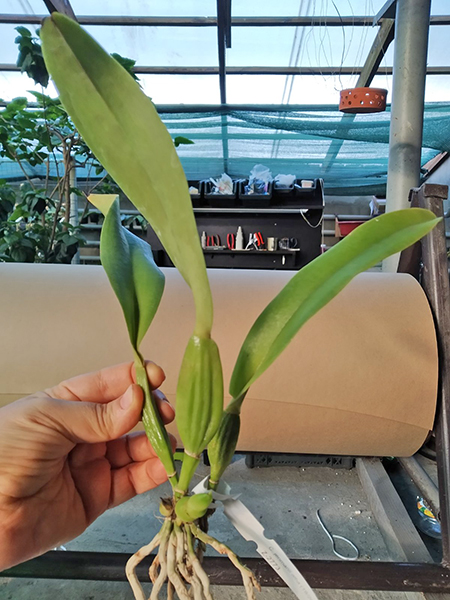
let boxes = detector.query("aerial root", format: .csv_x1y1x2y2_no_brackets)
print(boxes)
167,582,175,600
190,524,261,600
186,524,212,600
149,527,170,600
125,531,161,600
126,518,260,600
167,530,191,600
149,555,160,584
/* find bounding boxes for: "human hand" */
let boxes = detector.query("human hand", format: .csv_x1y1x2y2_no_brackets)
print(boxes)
0,361,175,571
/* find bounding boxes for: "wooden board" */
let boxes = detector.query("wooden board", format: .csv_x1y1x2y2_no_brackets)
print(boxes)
356,458,450,600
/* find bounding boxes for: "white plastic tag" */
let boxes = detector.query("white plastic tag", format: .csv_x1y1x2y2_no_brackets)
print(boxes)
192,477,319,600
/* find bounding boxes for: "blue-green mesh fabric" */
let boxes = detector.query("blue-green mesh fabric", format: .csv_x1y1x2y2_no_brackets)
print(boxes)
1,102,449,196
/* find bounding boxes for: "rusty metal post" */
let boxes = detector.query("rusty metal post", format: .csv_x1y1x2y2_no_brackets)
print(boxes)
414,183,450,564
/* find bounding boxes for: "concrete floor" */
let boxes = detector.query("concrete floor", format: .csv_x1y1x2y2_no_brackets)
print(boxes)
0,456,444,599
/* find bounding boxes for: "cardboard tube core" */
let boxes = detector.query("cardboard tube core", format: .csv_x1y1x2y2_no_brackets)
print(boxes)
0,265,438,457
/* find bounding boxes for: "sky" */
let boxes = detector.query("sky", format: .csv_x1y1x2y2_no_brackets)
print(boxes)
1,0,449,105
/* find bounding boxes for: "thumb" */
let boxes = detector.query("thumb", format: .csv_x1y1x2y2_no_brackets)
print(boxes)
45,384,144,444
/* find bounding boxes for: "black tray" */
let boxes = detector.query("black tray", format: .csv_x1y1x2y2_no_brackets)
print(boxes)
238,180,272,207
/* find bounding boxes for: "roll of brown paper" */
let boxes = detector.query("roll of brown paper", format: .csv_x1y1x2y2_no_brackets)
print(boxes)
0,264,438,457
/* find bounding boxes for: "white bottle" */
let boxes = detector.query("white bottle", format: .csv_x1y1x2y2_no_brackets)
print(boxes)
236,226,244,250
201,231,207,249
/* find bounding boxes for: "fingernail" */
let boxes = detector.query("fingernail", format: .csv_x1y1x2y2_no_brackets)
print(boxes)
120,385,135,411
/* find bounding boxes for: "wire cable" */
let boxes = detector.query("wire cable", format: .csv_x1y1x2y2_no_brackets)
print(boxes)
316,509,360,561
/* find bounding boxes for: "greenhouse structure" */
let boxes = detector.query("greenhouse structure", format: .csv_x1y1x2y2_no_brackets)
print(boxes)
1,1,450,599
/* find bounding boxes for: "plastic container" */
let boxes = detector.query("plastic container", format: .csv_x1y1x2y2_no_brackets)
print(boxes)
339,87,387,114
335,219,365,237
273,182,295,199
416,497,441,539
204,180,237,208
188,180,203,208
273,178,323,207
238,180,272,207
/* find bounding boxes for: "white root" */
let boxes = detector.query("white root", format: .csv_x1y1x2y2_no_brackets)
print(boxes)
126,515,260,600
178,527,204,600
126,532,161,600
150,529,171,600
186,552,207,600
186,525,213,600
175,523,186,565
189,548,213,600
190,524,260,600
176,528,192,585
149,555,160,584
149,560,167,600
178,561,192,585
167,530,191,600
167,582,175,600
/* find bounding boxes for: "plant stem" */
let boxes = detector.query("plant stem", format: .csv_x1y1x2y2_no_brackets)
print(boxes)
63,147,71,226
176,453,200,496
225,393,246,415
12,152,36,190
135,360,178,489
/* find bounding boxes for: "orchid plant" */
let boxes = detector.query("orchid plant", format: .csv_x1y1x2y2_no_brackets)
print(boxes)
40,13,439,600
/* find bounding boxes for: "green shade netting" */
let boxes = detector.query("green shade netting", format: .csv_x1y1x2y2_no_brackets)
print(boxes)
1,102,449,196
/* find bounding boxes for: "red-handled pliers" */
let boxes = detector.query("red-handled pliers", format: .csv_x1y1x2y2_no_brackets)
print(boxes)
254,232,264,248
206,235,221,247
227,233,235,250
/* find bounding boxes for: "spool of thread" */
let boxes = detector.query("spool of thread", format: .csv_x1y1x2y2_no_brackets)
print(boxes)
267,237,278,252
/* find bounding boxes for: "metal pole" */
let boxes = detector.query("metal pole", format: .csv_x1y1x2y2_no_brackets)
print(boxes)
4,551,450,591
384,0,431,271
398,456,440,520
417,183,450,566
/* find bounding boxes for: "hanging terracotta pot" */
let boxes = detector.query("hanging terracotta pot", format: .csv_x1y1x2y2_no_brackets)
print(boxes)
339,87,387,113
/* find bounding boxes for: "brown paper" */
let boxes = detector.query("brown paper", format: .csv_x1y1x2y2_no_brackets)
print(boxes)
0,264,438,457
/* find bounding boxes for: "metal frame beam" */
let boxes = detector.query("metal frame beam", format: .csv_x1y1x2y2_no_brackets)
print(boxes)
41,0,76,19
215,0,231,172
1,14,449,26
216,0,228,104
2,64,449,75
4,552,450,592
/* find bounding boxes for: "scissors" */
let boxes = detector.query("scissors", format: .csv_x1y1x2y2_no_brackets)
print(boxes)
245,233,258,250
206,234,221,247
227,233,235,250
246,232,264,250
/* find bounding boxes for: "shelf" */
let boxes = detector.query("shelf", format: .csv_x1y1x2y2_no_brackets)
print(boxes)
194,206,321,214
203,249,300,254
80,223,145,231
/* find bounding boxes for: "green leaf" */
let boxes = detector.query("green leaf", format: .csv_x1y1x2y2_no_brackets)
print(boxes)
229,209,441,403
110,52,139,82
93,195,165,352
15,26,32,38
92,194,176,483
15,26,49,87
20,238,35,249
62,233,78,246
40,13,213,338
174,136,194,148
8,206,26,221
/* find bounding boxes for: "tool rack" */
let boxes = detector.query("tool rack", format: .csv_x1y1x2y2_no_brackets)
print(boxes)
147,179,324,271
